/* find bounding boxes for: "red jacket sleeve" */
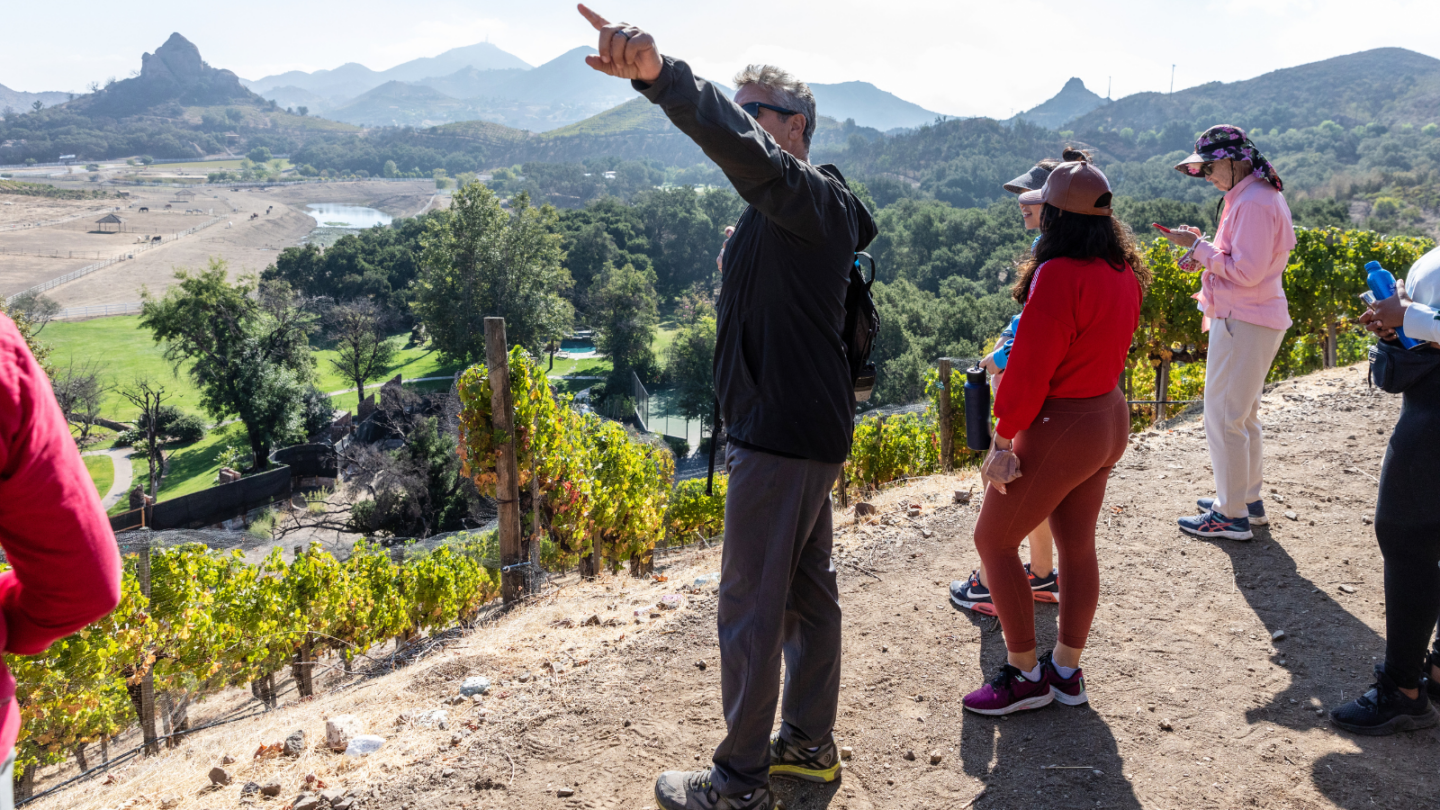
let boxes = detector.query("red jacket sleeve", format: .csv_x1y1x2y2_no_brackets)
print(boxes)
0,315,121,656
993,264,1076,439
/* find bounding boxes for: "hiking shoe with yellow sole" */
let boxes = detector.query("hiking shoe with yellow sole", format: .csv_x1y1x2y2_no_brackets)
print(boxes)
654,770,775,810
769,733,840,783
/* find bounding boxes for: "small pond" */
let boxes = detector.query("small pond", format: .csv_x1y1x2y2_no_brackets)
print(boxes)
304,203,393,230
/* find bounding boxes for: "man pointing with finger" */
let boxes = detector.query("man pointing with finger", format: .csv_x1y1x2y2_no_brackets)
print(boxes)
578,6,876,810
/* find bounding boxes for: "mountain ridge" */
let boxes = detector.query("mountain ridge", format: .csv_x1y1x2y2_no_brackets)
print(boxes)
1009,77,1108,129
244,42,532,98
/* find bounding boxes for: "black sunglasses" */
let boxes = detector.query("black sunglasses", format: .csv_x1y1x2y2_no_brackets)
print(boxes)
741,101,798,119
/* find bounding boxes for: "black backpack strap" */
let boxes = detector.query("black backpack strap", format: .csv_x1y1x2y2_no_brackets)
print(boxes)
856,251,876,286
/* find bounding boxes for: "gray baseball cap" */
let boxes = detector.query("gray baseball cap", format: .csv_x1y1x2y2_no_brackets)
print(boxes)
1003,164,1055,195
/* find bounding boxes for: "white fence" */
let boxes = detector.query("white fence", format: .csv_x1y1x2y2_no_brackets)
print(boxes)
4,216,225,304
53,301,143,320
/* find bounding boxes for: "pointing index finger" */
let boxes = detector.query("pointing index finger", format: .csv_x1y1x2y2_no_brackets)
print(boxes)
577,3,610,30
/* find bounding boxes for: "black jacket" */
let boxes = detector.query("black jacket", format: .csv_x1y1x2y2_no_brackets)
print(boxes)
636,58,877,463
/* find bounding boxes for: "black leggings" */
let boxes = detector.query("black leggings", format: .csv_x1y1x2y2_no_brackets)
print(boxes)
1376,367,1440,690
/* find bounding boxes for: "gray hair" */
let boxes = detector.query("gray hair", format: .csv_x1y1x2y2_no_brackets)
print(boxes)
733,64,817,149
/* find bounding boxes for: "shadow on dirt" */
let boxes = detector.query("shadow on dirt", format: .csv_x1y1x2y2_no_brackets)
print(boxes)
1209,526,1440,809
955,603,1145,809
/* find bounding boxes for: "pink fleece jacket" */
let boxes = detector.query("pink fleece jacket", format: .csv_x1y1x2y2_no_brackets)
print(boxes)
1189,173,1296,332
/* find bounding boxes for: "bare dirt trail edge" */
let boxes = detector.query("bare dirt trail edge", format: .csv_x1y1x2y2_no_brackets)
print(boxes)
32,363,1436,810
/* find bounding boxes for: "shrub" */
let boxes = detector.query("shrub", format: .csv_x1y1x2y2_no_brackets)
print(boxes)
663,435,690,458
167,412,207,444
665,476,726,542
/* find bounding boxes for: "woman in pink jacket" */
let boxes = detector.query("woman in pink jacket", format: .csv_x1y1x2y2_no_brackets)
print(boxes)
1161,125,1295,542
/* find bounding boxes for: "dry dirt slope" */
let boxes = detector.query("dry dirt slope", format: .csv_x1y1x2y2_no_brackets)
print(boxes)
37,362,1437,810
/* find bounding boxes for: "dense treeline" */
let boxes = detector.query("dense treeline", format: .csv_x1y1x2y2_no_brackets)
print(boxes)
0,105,319,165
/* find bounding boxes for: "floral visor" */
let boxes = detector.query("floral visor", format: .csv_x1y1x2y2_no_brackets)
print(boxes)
1174,124,1284,191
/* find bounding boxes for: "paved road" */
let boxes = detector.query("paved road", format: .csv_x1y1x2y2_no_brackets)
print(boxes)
82,447,133,510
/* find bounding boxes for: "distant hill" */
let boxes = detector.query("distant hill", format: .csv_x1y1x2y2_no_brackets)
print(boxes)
245,42,532,100
329,81,476,128
0,33,355,165
320,47,635,131
261,84,332,114
74,33,264,117
0,84,72,113
1009,77,1108,129
809,81,947,131
416,66,529,100
248,43,942,133
1071,47,1440,135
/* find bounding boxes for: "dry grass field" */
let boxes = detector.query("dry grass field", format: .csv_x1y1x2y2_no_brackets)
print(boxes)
0,180,438,305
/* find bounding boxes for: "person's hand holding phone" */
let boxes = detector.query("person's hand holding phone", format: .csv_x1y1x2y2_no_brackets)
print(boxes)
1156,223,1202,249
1361,278,1410,339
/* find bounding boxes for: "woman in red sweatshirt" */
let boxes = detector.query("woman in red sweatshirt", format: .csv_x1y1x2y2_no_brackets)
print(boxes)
0,313,122,794
959,158,1150,716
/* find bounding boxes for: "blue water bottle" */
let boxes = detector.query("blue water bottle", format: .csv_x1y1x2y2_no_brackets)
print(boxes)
1365,261,1422,349
963,367,992,451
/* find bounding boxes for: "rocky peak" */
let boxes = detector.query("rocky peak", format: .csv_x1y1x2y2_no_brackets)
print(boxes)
78,33,259,117
1010,77,1109,130
141,33,207,86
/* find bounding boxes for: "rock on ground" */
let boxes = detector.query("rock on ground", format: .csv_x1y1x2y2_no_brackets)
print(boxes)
326,715,365,751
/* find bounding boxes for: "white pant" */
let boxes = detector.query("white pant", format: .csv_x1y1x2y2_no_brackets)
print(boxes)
1204,318,1286,519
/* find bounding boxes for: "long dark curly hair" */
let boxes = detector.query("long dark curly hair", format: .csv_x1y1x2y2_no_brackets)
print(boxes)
1012,150,1151,304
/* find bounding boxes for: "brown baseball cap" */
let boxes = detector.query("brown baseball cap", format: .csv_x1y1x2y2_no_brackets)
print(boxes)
1017,161,1113,217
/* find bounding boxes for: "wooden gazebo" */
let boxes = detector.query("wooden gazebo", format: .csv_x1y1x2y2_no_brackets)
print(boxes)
174,189,197,200
95,213,126,233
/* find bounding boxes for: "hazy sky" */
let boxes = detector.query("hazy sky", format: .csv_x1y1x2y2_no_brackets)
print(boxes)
5,0,1439,119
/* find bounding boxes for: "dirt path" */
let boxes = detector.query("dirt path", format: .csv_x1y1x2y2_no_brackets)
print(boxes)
82,447,133,510
30,363,1433,810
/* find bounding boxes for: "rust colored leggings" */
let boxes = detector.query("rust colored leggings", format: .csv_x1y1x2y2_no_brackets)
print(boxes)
974,388,1129,653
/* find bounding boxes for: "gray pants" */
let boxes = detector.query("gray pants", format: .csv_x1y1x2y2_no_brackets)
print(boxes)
1,750,13,810
711,445,843,796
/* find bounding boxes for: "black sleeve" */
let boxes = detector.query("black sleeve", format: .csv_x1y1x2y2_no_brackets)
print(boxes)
633,57,837,244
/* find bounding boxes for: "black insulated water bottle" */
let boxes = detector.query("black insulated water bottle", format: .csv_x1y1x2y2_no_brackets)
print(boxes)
963,366,991,451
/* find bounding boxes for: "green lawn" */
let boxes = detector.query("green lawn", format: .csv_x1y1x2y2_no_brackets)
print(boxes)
44,319,461,422
83,455,114,497
652,322,681,358
46,316,667,503
45,316,210,422
116,423,250,513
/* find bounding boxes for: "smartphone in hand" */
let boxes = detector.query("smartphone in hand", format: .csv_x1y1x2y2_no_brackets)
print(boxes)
1151,223,1173,233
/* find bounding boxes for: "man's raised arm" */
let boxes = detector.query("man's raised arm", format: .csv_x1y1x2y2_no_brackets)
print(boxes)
578,4,837,243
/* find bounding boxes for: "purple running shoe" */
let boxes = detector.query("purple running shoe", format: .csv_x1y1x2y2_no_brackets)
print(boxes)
1040,651,1088,706
962,663,1054,716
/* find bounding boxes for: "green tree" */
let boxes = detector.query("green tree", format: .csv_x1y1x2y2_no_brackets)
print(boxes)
664,313,717,429
596,262,659,391
246,146,272,163
382,160,398,178
413,184,573,363
349,416,472,538
296,106,309,117
139,261,317,469
326,300,397,403
634,187,724,302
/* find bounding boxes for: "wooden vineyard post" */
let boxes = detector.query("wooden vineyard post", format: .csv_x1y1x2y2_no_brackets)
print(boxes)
135,540,159,755
1155,358,1171,424
486,317,525,603
938,358,954,472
